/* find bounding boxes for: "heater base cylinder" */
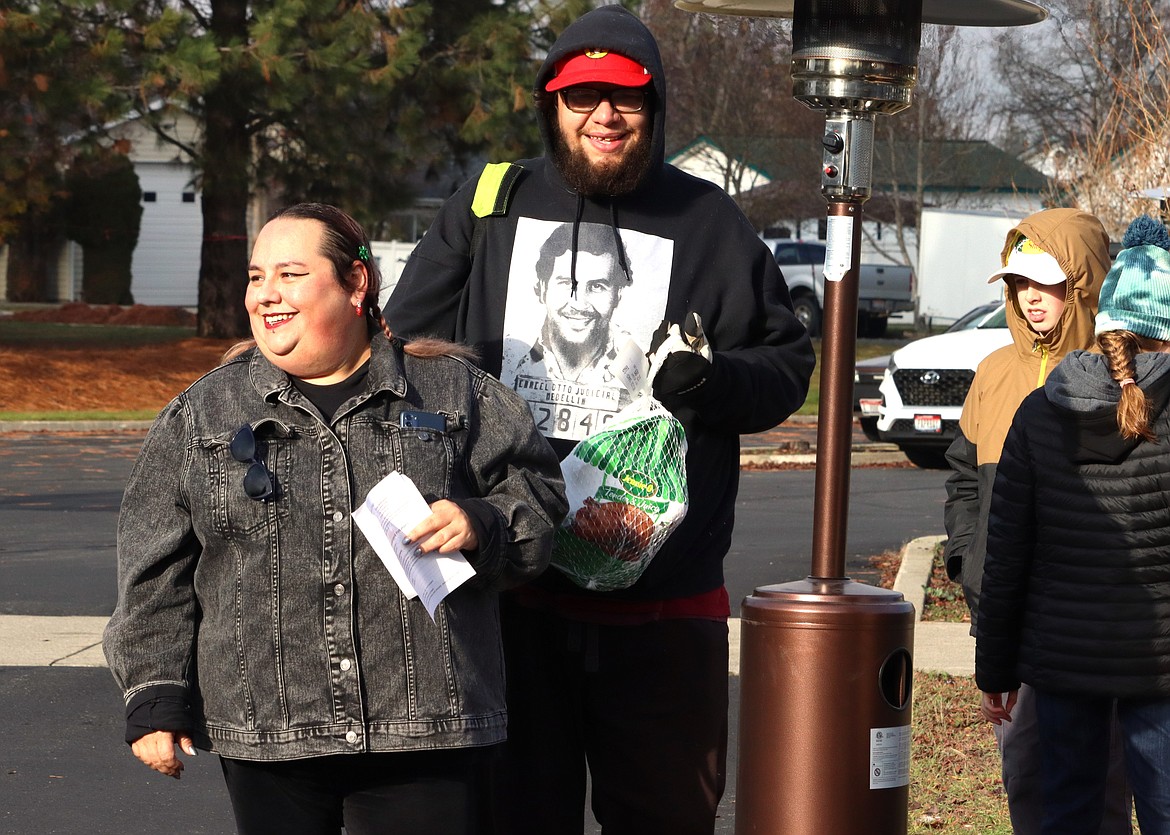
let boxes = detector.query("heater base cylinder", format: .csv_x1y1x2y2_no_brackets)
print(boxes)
735,579,915,835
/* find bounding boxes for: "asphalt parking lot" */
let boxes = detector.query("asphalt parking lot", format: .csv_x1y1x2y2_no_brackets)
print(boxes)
0,423,967,835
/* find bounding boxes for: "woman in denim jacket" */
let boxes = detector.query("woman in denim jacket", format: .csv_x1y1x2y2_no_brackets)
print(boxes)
103,203,567,835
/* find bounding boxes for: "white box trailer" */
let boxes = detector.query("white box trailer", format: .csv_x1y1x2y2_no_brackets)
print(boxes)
915,208,1021,326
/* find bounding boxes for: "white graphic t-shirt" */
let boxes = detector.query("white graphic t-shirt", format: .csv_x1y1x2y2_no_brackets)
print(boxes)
500,218,673,442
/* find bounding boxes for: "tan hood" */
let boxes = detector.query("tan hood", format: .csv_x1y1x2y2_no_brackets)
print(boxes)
960,208,1111,465
1001,208,1110,365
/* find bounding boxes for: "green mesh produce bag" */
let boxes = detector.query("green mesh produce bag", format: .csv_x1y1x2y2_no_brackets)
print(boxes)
551,399,688,591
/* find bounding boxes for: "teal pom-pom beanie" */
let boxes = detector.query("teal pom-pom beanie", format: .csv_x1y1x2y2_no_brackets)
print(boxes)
1096,216,1170,341
1121,215,1170,250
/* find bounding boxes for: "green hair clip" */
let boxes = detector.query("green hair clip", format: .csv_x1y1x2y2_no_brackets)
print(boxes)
357,245,370,262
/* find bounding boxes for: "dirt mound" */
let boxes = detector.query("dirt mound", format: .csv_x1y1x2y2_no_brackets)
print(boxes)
0,337,239,413
8,302,197,327
1,304,237,413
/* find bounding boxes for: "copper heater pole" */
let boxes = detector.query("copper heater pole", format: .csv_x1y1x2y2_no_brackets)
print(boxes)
811,198,862,579
732,115,915,834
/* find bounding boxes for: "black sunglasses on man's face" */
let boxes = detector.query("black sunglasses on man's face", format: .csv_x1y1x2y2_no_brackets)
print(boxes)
230,424,275,501
559,87,647,114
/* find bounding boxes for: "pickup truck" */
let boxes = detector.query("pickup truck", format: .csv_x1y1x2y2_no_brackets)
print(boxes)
764,239,915,337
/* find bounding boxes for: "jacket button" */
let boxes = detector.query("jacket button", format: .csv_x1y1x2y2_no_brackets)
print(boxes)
340,658,352,671
332,511,344,522
418,431,431,441
334,584,346,597
345,730,358,744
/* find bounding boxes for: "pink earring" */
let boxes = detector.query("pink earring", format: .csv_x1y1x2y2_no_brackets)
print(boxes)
355,304,363,317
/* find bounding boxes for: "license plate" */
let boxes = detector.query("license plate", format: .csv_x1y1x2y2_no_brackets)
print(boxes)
859,398,881,416
914,414,942,433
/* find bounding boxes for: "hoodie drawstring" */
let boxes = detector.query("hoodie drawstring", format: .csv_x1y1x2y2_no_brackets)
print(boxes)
609,202,632,284
568,196,634,298
570,194,584,297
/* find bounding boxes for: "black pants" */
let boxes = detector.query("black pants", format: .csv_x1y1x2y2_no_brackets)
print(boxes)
220,748,492,835
490,601,730,835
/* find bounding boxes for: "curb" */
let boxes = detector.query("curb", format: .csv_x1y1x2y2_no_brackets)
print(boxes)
894,534,975,677
0,420,154,434
739,447,908,467
893,534,947,619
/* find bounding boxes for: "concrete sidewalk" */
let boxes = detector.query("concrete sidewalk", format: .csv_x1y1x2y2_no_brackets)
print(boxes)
1,535,972,676
892,535,974,676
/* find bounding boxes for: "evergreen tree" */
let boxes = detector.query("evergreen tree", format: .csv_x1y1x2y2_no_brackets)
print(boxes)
118,0,559,337
3,1,595,326
0,1,133,300
115,0,429,335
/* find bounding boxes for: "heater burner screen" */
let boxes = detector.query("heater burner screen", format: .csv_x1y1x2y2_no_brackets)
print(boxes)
792,0,922,65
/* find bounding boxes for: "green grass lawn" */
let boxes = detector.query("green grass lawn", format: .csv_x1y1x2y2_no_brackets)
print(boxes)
795,335,912,416
909,673,1013,834
0,320,195,345
906,547,1012,833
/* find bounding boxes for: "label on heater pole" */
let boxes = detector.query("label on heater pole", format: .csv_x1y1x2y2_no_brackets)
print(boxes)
823,214,853,282
869,726,911,789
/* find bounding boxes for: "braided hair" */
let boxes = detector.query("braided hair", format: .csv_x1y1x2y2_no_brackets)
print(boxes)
1097,329,1159,442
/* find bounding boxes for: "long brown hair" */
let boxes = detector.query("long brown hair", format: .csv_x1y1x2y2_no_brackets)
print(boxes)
224,203,476,365
1097,329,1164,442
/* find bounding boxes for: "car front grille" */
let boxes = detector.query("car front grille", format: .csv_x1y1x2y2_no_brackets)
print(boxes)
892,368,975,407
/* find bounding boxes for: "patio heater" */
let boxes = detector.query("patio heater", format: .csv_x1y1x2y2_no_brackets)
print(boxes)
672,1,1047,833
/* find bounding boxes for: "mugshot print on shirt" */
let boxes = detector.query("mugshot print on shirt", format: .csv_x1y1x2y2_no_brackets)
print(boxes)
501,217,673,442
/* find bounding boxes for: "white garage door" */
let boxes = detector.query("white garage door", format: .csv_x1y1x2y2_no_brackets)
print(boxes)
129,162,202,306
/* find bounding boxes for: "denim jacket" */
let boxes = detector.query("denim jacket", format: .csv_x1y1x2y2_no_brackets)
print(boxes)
103,336,566,760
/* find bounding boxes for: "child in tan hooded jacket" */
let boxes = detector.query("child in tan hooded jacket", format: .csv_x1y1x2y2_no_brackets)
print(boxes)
944,207,1130,834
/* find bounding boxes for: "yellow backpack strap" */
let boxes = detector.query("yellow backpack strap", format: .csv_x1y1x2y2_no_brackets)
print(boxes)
471,162,523,219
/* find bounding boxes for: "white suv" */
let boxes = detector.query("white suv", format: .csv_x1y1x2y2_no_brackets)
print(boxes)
876,302,1011,468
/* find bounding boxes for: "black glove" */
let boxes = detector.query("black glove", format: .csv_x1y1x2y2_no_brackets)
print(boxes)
649,312,712,398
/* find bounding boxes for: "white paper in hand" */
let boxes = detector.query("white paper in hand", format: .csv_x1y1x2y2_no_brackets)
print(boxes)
352,471,476,620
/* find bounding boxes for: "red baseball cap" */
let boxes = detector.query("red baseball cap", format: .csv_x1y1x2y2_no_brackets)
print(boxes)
545,50,652,92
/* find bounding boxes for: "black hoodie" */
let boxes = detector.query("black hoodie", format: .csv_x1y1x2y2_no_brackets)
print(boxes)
388,6,814,604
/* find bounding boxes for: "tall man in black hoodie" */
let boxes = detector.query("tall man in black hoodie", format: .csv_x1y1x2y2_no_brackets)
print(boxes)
388,7,814,833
